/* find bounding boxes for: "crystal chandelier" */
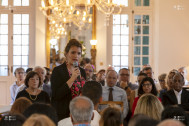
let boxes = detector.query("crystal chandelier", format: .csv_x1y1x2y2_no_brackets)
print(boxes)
40,0,124,37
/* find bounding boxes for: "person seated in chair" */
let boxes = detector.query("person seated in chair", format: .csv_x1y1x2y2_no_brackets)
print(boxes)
162,73,189,111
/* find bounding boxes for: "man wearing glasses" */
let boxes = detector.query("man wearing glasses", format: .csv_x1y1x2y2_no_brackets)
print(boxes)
84,64,94,81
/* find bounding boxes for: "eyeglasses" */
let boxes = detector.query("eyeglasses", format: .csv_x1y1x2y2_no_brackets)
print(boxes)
120,74,129,76
16,72,25,75
142,83,152,87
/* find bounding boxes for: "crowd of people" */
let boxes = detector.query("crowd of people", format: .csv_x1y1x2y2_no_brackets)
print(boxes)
1,39,189,126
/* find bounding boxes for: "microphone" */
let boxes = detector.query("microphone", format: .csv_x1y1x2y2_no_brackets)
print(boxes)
73,61,81,82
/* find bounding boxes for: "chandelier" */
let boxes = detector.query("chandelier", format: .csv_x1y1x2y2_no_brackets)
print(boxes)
40,0,124,37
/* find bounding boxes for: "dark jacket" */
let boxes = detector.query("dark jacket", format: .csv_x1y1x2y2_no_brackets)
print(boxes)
162,89,189,111
51,62,86,121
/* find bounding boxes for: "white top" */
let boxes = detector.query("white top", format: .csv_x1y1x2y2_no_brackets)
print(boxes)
173,89,182,104
10,82,23,105
58,110,100,126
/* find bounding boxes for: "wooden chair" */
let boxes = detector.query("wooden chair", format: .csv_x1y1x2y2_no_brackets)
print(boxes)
99,101,124,112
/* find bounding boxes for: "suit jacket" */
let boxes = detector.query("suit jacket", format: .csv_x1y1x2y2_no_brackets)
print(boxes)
162,89,189,111
51,62,86,121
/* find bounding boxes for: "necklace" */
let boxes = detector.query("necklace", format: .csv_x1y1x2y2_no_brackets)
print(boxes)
27,89,38,101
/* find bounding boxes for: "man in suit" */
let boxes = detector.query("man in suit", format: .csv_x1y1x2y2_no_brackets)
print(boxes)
162,73,189,111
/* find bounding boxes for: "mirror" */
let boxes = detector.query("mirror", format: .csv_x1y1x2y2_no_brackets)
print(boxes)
46,6,96,70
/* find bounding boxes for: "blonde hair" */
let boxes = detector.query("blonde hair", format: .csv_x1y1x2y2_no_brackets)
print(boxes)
134,93,164,120
23,114,55,126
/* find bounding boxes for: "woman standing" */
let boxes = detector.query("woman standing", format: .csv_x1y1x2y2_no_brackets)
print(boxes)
51,39,86,121
16,71,50,104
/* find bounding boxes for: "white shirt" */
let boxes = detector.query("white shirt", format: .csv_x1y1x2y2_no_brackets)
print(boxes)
173,89,182,104
10,82,21,105
58,110,101,126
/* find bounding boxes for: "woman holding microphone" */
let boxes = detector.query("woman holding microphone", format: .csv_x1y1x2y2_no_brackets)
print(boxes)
51,39,86,121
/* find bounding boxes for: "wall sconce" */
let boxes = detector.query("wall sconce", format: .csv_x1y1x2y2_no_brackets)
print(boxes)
50,39,58,70
90,40,97,72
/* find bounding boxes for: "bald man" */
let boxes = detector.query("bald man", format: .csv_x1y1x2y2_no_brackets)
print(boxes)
158,119,184,126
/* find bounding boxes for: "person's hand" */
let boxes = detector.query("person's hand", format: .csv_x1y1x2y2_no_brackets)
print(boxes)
120,81,128,89
70,67,81,81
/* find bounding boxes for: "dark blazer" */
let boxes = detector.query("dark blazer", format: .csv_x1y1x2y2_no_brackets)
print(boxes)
162,89,189,111
51,62,86,121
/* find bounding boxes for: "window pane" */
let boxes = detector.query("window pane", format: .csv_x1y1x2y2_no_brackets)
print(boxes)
121,46,128,55
135,0,141,6
22,0,29,6
121,25,129,35
113,15,120,25
143,0,150,6
0,14,8,24
134,57,140,65
1,0,8,6
22,46,29,55
0,35,8,44
13,46,22,55
0,25,8,34
114,67,120,73
113,25,120,34
13,14,21,24
143,15,149,24
121,56,128,66
13,35,22,45
134,26,141,34
121,36,129,45
113,56,120,65
13,25,21,34
113,35,120,45
143,26,149,34
134,15,141,24
22,35,29,45
13,56,21,65
143,36,149,45
0,45,8,55
22,56,28,65
134,67,141,76
14,0,21,6
113,0,128,6
22,14,29,24
134,36,141,45
22,25,29,34
113,46,120,55
0,66,8,76
143,47,149,55
121,15,128,24
143,57,149,65
0,56,8,65
134,46,140,55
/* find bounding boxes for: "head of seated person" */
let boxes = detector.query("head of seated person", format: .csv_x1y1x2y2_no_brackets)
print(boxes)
106,70,118,87
22,114,55,126
0,114,26,126
134,93,164,120
99,105,122,126
157,119,185,126
23,103,58,125
10,97,32,115
172,73,185,92
137,73,147,85
161,106,188,126
158,73,168,90
69,96,94,125
138,77,158,97
128,114,159,126
167,69,178,90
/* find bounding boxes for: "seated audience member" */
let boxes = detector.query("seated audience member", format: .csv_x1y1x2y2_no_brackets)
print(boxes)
58,81,102,126
162,73,189,111
142,66,161,91
23,114,55,126
80,58,91,68
99,106,122,126
26,67,33,74
16,71,50,104
0,114,26,126
128,114,159,126
69,96,94,126
132,77,159,115
23,103,58,125
106,66,115,73
167,69,178,90
96,69,106,86
101,70,128,119
157,119,185,126
178,66,189,85
44,67,51,85
10,97,32,114
84,64,94,81
10,67,26,105
158,73,168,99
134,94,164,120
161,106,188,126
